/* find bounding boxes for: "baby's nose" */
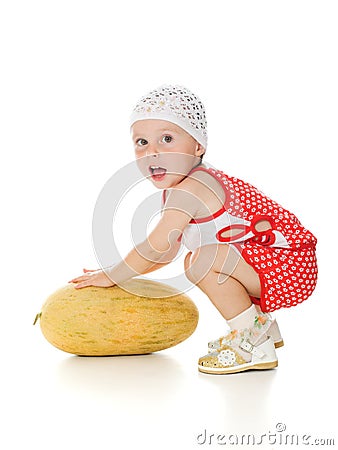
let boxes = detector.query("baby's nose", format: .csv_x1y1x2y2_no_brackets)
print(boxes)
146,144,160,156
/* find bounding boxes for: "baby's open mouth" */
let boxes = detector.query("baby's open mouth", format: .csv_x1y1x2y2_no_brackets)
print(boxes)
149,165,167,181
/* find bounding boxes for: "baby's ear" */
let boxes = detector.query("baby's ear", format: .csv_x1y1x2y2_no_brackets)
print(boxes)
195,143,205,157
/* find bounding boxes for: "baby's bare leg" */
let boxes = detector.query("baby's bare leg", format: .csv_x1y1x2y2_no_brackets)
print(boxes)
184,244,261,320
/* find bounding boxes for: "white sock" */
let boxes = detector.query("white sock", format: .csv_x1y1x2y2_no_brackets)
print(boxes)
255,304,272,319
227,304,258,331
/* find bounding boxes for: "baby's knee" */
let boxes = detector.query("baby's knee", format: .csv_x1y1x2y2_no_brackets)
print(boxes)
184,252,195,283
184,245,228,283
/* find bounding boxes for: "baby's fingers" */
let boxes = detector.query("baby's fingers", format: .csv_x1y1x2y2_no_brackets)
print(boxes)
68,269,97,283
68,275,88,283
74,281,91,289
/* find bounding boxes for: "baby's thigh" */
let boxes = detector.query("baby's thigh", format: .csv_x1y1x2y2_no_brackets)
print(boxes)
190,243,239,273
190,244,261,297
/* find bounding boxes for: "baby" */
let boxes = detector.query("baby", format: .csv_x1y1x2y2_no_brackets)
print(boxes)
69,85,318,374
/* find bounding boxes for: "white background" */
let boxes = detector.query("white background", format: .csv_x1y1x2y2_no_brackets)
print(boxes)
1,1,337,449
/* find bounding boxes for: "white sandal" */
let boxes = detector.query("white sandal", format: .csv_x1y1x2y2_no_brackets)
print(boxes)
208,317,284,353
199,336,278,374
199,314,279,374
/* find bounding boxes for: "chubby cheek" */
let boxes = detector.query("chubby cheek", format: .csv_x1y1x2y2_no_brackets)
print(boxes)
135,155,149,177
161,153,196,176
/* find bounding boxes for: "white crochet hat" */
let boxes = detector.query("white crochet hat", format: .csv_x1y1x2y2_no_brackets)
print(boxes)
130,84,208,148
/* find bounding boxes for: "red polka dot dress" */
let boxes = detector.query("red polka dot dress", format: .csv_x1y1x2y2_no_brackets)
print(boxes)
177,165,318,313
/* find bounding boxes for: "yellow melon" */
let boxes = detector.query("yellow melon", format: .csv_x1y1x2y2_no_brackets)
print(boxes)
34,279,199,356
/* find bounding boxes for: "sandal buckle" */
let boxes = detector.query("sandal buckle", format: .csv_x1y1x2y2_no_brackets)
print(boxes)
240,339,254,353
240,338,265,359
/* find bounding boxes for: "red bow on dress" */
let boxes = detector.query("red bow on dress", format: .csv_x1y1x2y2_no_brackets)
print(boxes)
216,216,276,246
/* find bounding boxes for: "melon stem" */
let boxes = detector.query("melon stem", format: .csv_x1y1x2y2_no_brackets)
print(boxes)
33,312,42,325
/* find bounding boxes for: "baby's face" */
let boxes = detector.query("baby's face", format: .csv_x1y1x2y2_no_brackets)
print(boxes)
131,119,204,188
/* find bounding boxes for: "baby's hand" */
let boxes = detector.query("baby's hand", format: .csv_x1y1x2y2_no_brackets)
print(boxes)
68,268,115,289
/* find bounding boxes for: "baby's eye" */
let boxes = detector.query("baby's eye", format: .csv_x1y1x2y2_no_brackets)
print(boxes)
136,138,148,146
161,135,173,143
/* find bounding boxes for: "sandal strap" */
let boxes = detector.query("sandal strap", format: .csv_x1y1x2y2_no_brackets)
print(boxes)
239,339,266,359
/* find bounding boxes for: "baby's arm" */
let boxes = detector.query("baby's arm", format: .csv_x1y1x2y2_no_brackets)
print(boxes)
108,208,191,281
140,237,182,275
70,185,201,288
